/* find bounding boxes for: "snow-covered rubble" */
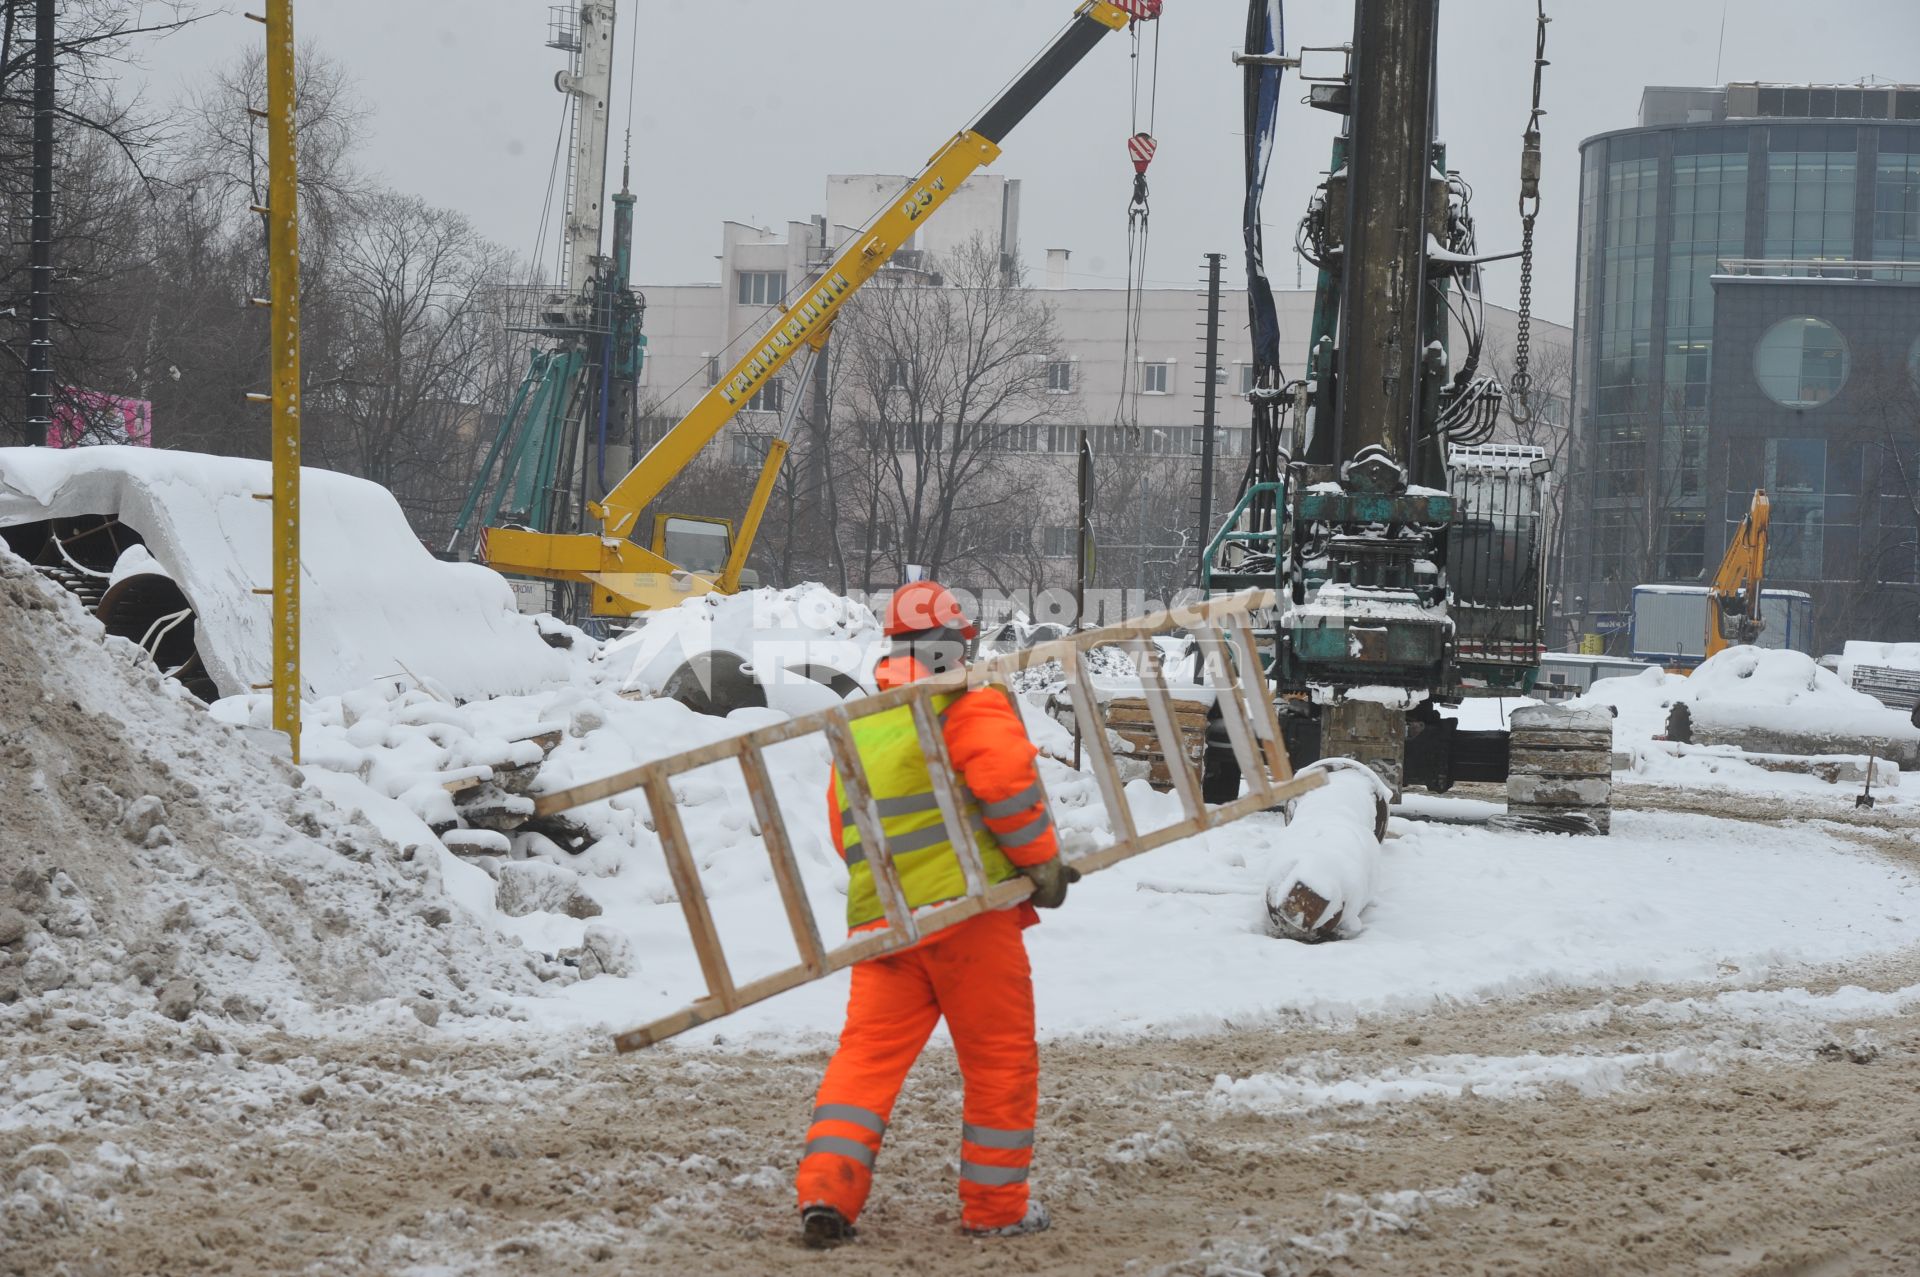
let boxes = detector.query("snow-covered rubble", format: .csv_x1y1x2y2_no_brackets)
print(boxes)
1573,646,1920,786
0,545,547,1032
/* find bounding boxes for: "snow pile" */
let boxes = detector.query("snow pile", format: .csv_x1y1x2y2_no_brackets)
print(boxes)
1841,640,1920,677
1573,648,1919,788
0,545,547,1031
1263,763,1390,941
603,583,880,715
0,445,568,700
1683,645,1917,740
1574,646,1913,743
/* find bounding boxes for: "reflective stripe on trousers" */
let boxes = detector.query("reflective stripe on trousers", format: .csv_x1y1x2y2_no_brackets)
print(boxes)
960,1122,1034,1189
799,1102,887,1175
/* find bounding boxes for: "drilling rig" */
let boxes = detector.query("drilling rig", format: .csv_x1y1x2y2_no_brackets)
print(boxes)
447,1,647,618
1204,0,1610,833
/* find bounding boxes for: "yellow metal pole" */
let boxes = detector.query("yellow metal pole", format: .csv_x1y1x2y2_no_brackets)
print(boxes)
264,0,303,761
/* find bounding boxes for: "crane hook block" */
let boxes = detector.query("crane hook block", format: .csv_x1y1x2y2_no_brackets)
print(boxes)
1129,132,1159,175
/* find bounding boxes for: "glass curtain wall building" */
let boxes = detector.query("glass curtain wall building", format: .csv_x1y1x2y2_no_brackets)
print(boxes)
1566,83,1920,647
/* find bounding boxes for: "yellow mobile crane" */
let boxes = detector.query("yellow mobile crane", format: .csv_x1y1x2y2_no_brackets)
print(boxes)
481,0,1165,616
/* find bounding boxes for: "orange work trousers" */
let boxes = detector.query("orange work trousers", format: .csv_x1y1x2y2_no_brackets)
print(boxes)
795,908,1038,1231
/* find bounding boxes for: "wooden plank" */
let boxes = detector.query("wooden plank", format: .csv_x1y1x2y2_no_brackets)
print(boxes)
1135,640,1206,823
1226,612,1294,783
823,717,917,943
1197,625,1268,800
909,691,990,899
642,773,737,1011
737,743,827,978
1105,698,1213,727
1067,648,1136,843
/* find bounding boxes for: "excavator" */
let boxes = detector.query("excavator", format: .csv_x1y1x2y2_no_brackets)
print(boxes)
1707,489,1770,661
479,0,1165,617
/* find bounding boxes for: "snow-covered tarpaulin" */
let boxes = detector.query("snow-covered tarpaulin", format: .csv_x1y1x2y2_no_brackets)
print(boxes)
0,446,568,701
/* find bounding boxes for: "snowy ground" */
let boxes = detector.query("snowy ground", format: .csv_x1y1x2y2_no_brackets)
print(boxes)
6,544,1920,1274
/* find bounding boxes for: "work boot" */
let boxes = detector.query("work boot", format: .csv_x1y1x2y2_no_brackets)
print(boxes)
963,1200,1051,1239
801,1205,856,1249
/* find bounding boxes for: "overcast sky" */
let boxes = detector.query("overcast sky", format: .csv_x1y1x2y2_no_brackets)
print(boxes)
128,0,1920,326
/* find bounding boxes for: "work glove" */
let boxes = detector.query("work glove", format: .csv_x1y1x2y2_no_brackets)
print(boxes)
1020,856,1082,909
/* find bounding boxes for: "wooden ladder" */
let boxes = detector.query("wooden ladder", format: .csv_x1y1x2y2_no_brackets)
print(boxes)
529,588,1324,1052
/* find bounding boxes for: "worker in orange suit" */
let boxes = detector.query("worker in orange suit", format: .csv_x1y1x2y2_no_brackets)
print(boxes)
796,579,1077,1248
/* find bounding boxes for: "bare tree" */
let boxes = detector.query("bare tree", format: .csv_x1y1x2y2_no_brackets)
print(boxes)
303,191,512,543
0,1,208,444
834,236,1065,589
175,43,368,255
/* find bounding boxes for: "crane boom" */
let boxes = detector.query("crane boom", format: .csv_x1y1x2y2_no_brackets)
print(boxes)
483,0,1162,616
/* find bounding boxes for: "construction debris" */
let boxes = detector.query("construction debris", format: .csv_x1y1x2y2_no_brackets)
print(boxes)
0,541,548,1024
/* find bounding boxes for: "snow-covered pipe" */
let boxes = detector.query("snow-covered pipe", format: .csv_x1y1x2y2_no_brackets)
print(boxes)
1263,759,1391,943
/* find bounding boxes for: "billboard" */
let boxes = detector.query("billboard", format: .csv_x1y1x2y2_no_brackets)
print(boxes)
47,389,153,449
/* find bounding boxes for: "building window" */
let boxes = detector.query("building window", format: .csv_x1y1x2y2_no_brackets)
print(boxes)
1763,135,1858,261
1873,137,1920,265
1042,526,1078,559
884,359,911,392
732,432,771,466
1753,316,1849,408
1764,439,1828,579
746,378,785,416
1045,360,1074,393
704,355,721,388
1139,360,1172,395
1239,364,1257,397
736,271,786,307
1660,512,1706,579
1595,420,1647,502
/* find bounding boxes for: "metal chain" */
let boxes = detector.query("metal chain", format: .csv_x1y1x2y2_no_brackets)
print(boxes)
1509,1,1549,422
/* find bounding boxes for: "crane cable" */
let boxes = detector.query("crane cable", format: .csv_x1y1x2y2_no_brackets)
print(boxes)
1115,13,1161,442
1508,0,1549,423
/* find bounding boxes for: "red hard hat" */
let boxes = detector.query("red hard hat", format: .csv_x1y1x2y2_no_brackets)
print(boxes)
885,579,977,640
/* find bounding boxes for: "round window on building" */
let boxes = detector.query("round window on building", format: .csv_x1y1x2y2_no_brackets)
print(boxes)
1753,317,1849,409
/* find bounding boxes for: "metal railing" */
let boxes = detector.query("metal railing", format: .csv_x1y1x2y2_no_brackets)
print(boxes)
1717,258,1920,281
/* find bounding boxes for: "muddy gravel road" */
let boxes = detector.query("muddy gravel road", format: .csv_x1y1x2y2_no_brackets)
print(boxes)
6,815,1920,1277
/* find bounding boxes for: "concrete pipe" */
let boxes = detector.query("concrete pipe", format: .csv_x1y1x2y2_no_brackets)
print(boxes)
96,572,218,702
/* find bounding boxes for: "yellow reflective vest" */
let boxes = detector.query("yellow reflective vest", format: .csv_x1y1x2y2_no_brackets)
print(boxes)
831,694,1020,929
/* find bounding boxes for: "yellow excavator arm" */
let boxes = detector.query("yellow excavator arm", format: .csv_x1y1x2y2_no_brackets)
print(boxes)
482,1,1161,617
1706,488,1770,660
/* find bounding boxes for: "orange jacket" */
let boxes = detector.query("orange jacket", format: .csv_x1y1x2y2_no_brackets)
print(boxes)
827,653,1057,926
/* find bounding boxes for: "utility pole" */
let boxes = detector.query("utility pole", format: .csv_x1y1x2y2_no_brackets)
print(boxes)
1196,252,1224,585
26,0,56,446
